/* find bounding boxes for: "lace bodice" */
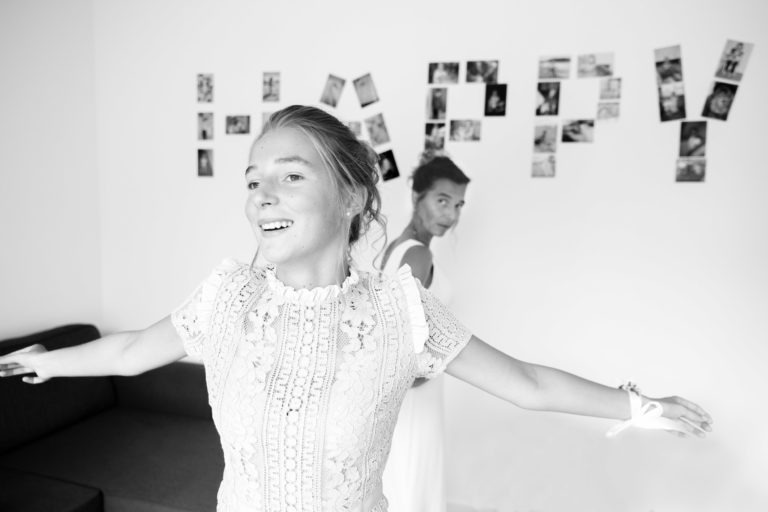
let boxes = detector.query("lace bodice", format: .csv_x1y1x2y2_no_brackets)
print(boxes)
171,259,472,512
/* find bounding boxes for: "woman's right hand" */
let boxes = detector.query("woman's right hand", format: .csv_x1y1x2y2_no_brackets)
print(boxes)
0,344,50,384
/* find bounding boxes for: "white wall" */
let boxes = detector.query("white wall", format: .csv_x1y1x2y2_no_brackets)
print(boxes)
8,0,766,510
0,0,101,339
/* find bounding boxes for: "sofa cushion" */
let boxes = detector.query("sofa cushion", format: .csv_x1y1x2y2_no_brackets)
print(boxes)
0,466,102,512
114,361,211,420
0,325,115,454
0,408,223,512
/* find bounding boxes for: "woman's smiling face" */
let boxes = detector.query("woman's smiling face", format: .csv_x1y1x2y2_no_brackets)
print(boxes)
245,127,346,269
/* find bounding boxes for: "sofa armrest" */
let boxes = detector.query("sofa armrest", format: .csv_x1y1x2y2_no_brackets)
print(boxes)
113,361,211,419
0,325,115,454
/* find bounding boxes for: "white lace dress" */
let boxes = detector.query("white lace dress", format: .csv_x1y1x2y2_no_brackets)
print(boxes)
171,259,472,512
382,239,452,512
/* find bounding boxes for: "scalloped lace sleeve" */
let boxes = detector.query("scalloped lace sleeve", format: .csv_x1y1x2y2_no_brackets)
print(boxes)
397,265,473,379
171,258,242,358
396,264,430,353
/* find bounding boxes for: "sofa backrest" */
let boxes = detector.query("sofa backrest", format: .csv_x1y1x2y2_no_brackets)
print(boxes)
0,324,116,454
114,361,212,419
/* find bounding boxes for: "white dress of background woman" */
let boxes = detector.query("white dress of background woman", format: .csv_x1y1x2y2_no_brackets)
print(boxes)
382,154,471,512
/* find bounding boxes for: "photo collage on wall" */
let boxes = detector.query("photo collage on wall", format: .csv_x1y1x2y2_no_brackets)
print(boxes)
533,52,618,178
195,71,286,177
424,59,507,157
196,73,214,177
319,72,399,181
661,39,754,183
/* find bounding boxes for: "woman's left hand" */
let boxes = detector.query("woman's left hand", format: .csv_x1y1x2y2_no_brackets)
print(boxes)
651,395,714,437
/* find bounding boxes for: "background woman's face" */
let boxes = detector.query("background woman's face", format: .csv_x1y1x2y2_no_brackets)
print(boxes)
414,178,467,237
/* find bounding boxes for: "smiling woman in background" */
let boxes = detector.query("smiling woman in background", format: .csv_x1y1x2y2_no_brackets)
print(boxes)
381,152,470,512
0,105,712,512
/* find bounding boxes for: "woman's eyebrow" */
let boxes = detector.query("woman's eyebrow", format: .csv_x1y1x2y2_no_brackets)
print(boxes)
245,155,311,176
274,155,312,166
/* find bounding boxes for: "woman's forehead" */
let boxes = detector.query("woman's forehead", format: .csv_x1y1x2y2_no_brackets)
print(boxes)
248,127,322,166
429,178,467,198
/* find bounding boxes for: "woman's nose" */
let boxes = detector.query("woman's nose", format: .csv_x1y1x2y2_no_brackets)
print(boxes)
253,181,278,208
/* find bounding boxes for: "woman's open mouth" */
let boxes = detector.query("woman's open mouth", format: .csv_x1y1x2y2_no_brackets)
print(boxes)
259,220,294,233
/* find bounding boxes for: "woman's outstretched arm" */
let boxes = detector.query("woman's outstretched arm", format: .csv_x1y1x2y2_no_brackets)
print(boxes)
0,316,186,383
446,335,713,436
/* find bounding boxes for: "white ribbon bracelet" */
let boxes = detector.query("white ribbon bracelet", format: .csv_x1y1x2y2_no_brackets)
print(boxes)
606,382,690,438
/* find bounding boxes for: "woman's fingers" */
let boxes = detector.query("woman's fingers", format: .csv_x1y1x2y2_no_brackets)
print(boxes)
679,409,713,433
22,375,48,385
676,396,713,425
0,362,36,377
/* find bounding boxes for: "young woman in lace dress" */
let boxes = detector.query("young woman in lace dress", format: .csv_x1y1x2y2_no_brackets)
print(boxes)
0,105,712,512
382,154,469,512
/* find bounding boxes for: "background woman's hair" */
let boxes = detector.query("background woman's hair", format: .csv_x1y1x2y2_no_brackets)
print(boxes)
259,105,386,250
411,150,471,201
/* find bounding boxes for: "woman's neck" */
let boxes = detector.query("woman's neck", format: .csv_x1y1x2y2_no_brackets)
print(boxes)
274,259,349,290
402,219,432,246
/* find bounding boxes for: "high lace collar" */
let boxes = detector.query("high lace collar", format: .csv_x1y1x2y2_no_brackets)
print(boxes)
262,265,360,305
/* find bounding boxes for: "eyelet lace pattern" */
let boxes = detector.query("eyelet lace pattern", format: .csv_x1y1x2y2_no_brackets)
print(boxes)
171,260,472,511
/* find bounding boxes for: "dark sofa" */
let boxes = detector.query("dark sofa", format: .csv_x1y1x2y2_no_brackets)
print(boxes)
0,324,224,512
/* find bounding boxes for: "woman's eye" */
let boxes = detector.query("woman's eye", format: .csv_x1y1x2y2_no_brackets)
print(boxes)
437,199,447,205
247,181,259,190
286,174,303,182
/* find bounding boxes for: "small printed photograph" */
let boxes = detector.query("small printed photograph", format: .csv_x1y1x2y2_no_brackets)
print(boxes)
364,113,390,146
320,74,346,108
535,81,560,116
263,72,280,102
597,102,620,120
198,112,213,140
449,120,481,141
715,40,754,82
426,88,447,121
655,45,684,84
197,149,213,177
599,77,622,99
532,153,556,178
428,62,460,84
561,119,595,142
425,123,446,151
353,73,380,108
658,81,686,121
225,115,250,135
577,53,614,78
485,84,507,116
466,60,499,83
539,56,571,79
676,158,706,182
378,150,400,181
345,121,362,137
533,124,557,153
679,121,707,157
702,81,738,121
197,73,213,102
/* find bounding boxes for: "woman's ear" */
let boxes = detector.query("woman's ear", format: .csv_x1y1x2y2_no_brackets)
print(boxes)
344,189,366,217
411,190,419,207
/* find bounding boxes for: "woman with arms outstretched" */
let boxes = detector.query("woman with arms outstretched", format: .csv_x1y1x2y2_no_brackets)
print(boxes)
0,105,712,512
